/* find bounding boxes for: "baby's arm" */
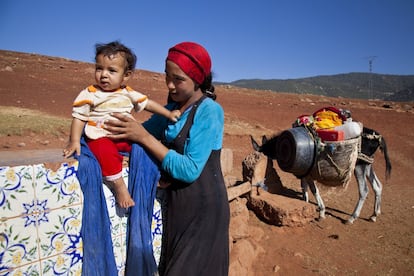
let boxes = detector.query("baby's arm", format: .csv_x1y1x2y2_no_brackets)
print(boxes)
145,99,181,122
63,118,86,158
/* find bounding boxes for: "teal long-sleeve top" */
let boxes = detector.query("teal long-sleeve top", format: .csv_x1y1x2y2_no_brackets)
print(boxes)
143,97,224,183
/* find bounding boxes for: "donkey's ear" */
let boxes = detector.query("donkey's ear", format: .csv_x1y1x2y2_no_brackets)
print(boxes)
250,135,260,151
261,135,268,144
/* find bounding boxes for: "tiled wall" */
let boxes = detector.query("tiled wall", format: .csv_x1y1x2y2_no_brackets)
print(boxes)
0,161,162,275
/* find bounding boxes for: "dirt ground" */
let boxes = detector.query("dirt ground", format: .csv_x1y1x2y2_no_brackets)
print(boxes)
1,50,413,275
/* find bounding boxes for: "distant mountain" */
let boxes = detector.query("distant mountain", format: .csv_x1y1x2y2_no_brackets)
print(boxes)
217,73,414,101
384,86,414,102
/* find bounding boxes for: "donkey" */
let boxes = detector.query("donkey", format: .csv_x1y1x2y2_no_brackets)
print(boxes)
251,126,392,224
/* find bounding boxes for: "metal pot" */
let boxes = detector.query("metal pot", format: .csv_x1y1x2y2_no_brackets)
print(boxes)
276,127,316,177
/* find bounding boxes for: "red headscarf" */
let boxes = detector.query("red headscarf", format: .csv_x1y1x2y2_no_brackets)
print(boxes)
166,42,211,85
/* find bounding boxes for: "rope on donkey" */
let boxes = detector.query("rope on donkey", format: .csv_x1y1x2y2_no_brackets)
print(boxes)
358,132,382,164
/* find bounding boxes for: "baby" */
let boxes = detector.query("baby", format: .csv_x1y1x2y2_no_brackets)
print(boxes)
63,41,180,208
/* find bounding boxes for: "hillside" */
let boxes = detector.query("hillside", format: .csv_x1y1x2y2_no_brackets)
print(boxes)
225,73,414,101
1,50,414,275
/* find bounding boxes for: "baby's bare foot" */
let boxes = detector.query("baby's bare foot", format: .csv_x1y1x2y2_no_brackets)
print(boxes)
109,178,135,208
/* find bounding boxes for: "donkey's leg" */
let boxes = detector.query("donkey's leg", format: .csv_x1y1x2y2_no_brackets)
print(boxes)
347,164,369,224
307,178,325,219
300,177,310,203
367,165,382,222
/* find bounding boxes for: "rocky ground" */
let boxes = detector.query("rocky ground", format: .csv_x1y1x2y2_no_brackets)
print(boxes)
1,50,413,275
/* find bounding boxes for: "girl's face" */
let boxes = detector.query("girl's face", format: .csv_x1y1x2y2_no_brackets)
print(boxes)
165,60,200,106
95,53,131,91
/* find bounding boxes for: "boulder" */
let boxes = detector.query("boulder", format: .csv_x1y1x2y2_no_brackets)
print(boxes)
247,189,316,227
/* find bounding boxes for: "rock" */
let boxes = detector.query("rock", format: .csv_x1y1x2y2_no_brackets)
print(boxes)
229,239,264,276
221,148,233,177
224,175,238,188
40,140,50,145
242,152,283,194
229,198,250,241
247,189,316,227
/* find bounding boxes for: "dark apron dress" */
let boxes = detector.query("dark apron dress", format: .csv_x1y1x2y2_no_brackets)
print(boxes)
159,97,230,276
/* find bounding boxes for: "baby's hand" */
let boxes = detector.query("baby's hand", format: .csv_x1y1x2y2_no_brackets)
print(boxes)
63,142,81,158
169,110,181,122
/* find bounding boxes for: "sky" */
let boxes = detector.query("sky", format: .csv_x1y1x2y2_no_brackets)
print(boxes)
1,0,413,82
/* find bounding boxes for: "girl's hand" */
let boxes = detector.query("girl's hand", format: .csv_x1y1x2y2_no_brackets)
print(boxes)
105,113,149,143
106,113,169,162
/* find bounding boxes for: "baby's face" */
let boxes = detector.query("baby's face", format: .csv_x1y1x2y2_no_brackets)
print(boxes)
94,53,128,91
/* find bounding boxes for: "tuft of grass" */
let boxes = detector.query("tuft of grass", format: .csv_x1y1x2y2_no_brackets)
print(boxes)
0,106,71,137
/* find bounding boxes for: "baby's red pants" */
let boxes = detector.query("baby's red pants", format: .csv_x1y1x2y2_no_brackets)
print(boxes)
87,137,131,179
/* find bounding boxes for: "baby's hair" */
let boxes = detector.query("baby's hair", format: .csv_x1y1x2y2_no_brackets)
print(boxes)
95,41,137,72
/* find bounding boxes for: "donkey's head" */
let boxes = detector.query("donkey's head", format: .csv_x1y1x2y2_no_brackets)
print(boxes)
250,134,280,160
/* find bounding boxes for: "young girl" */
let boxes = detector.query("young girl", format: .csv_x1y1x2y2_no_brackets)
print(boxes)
63,41,180,208
105,42,230,275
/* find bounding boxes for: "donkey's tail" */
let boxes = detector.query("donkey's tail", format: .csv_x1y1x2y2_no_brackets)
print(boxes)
380,136,392,180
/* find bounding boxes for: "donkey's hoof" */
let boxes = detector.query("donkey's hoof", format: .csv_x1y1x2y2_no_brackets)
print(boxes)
316,214,326,221
345,219,354,225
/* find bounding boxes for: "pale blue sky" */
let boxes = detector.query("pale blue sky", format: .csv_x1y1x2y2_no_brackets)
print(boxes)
1,0,413,82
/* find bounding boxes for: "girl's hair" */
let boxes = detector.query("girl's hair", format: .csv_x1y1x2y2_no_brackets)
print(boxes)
199,74,217,100
95,41,137,72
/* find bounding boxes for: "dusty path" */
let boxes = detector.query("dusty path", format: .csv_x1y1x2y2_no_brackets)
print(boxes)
0,148,67,166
